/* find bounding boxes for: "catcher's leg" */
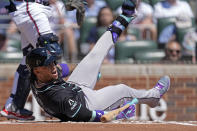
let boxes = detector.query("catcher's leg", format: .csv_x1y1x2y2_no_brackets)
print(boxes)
1,62,33,120
12,64,31,110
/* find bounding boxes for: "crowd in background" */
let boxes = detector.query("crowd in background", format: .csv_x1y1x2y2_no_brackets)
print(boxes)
0,0,197,64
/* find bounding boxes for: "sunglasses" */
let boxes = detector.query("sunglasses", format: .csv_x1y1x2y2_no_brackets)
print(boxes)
168,49,180,54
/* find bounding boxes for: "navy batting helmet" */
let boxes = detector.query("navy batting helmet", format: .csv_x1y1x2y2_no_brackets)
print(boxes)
26,47,57,70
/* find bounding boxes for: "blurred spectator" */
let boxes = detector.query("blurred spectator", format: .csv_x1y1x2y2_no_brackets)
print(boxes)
153,0,194,48
65,0,106,40
66,1,106,28
0,29,7,51
118,28,136,42
153,0,193,21
85,0,107,17
87,6,135,64
116,1,156,40
49,0,78,62
6,21,21,52
132,1,157,40
0,5,9,51
162,40,183,63
87,6,114,64
87,7,114,46
64,0,106,60
182,28,197,64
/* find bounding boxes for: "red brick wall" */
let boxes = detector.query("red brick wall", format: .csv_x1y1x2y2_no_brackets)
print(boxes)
0,64,197,121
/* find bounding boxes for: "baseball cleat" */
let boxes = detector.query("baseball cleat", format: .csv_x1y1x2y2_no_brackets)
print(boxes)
154,75,170,98
0,107,35,121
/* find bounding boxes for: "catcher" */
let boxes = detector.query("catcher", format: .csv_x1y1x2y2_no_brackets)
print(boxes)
26,0,170,122
0,0,86,120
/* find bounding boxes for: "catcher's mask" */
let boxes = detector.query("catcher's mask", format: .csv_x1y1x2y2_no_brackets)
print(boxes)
26,47,57,71
37,33,63,59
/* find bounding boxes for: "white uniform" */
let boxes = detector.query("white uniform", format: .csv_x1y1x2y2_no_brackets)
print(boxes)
11,1,53,50
153,0,194,23
5,0,55,110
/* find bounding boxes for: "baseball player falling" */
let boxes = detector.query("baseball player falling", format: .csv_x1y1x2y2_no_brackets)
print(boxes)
25,0,170,122
0,0,85,120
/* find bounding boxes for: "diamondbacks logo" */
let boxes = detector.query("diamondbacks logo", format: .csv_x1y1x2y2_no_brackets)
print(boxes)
68,99,77,110
68,99,75,106
97,112,102,116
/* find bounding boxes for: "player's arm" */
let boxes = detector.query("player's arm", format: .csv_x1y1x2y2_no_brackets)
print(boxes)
57,63,76,78
60,95,136,122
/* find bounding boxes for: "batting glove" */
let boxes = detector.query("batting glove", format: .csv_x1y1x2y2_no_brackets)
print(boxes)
115,101,136,120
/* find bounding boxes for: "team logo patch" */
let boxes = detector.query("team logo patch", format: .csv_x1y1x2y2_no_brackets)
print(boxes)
68,99,78,110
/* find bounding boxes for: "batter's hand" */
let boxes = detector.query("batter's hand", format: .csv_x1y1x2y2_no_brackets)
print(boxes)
115,101,136,120
63,0,87,26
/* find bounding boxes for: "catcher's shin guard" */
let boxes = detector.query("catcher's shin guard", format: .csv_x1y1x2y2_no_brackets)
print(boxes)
13,64,31,110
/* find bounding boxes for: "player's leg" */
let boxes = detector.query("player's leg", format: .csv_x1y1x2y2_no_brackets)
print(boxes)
14,3,53,48
0,34,35,120
16,3,62,58
67,0,138,89
67,31,114,89
82,76,170,111
0,58,34,120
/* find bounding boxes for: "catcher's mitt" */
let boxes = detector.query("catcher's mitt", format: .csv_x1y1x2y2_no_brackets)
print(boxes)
64,0,87,26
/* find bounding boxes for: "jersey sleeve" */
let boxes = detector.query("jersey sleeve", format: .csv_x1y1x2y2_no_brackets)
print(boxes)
53,89,92,122
59,63,70,78
62,98,106,122
62,97,92,121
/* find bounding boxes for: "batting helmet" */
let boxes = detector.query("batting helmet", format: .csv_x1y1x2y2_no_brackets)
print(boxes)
26,47,57,71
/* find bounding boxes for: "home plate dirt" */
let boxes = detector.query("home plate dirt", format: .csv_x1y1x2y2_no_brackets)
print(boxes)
0,120,197,131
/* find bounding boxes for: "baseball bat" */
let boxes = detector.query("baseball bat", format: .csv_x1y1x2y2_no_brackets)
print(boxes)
100,98,139,123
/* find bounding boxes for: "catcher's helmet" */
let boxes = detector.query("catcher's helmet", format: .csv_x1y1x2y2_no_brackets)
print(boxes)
37,33,63,59
26,47,57,70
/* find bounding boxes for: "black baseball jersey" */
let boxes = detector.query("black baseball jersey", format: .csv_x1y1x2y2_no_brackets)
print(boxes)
30,67,92,122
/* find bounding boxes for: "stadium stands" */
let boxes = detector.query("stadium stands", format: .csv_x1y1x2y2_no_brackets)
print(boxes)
134,49,165,63
115,40,157,63
79,17,97,44
0,0,196,64
0,51,23,63
105,0,123,11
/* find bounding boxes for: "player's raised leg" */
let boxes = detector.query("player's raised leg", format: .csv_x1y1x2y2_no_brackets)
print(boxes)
68,0,139,89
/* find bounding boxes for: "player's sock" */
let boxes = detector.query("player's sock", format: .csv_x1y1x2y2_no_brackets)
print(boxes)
107,0,138,43
107,15,135,43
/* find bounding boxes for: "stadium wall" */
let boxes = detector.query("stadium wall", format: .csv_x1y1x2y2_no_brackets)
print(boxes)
0,64,197,121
